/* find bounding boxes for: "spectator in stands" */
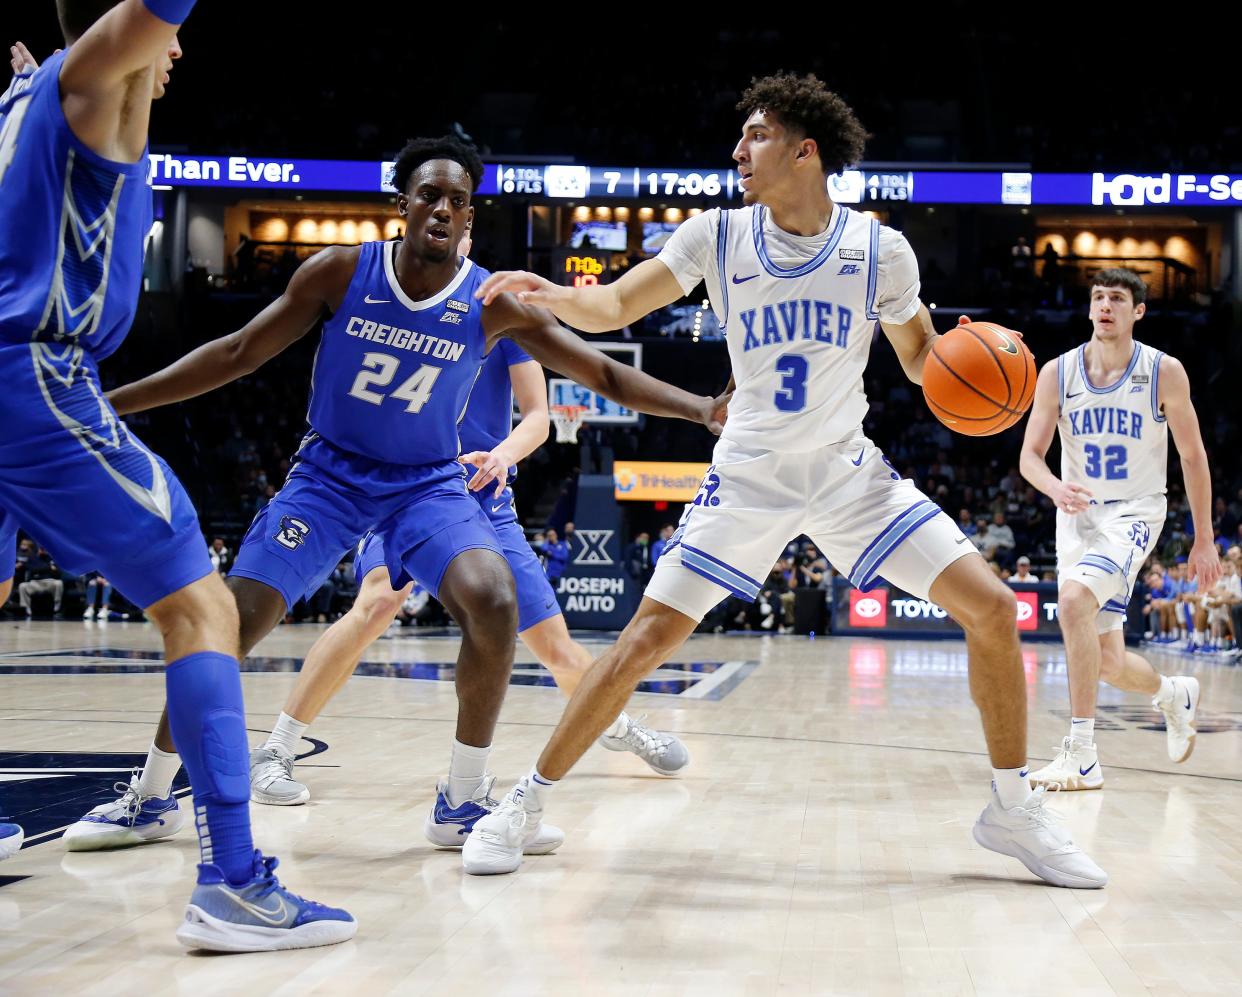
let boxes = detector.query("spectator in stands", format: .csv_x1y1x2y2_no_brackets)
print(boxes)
18,545,62,619
623,531,652,587
1144,566,1176,641
759,561,796,634
83,574,112,621
1008,556,1038,585
651,524,675,566
542,528,570,582
798,545,829,589
971,518,989,552
981,511,1016,569
208,536,231,575
957,509,977,537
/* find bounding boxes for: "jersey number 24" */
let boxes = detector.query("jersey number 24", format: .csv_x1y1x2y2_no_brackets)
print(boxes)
348,352,440,413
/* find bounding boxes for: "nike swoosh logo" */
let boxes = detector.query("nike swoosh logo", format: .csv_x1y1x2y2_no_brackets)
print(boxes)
955,537,970,544
850,448,865,466
992,330,1019,355
1066,391,1082,399
224,891,289,926
1019,769,1029,778
731,273,758,284
491,503,507,513
1185,690,1192,709
1079,762,1097,776
364,293,390,304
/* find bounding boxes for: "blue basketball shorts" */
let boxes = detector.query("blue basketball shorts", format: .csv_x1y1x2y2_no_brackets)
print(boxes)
0,344,212,607
356,482,559,632
231,434,498,610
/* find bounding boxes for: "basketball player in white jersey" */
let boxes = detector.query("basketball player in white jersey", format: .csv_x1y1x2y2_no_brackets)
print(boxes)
1020,268,1220,789
463,73,1106,888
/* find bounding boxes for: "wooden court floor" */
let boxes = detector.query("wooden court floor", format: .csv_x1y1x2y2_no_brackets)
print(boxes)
2,621,1241,995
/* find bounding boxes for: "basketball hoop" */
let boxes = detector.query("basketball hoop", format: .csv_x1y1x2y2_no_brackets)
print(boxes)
550,405,588,444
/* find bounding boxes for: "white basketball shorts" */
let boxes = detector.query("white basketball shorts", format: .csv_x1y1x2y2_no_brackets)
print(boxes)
1056,494,1166,633
645,435,974,622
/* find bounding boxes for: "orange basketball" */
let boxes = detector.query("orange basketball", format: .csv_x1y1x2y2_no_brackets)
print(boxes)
922,322,1036,436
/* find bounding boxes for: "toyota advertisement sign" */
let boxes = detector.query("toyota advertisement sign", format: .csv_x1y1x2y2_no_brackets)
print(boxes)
834,580,1065,640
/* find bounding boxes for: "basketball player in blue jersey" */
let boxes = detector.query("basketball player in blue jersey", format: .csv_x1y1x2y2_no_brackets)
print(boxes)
1020,268,1220,789
0,1,355,951
63,136,723,856
467,73,1107,888
248,344,688,813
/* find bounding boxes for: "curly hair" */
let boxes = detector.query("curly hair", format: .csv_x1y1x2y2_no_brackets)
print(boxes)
736,73,869,175
391,136,484,197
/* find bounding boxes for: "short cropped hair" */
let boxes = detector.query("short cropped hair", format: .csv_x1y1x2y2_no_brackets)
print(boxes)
736,73,869,175
391,136,484,197
1091,267,1148,305
56,0,122,42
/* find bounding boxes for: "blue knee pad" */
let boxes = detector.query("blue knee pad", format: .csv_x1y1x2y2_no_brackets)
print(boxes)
165,651,251,804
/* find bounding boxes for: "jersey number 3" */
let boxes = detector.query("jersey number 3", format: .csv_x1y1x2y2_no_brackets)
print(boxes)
348,352,440,413
774,354,808,412
1084,443,1128,480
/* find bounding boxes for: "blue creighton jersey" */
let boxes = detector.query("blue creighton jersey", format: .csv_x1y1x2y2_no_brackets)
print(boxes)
459,338,532,466
308,240,489,465
0,50,153,361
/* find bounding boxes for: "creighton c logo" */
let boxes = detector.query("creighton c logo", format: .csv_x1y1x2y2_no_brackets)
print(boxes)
275,516,310,551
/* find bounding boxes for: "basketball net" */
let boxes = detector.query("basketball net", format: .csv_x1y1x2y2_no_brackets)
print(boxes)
550,405,588,444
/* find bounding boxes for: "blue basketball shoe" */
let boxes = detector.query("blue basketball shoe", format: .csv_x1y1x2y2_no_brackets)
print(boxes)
424,774,563,853
63,773,184,850
0,822,23,860
177,851,357,952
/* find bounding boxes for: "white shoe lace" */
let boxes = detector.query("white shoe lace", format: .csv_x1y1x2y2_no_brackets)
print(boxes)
621,715,672,759
1016,786,1065,827
478,795,528,844
253,751,295,790
92,773,151,825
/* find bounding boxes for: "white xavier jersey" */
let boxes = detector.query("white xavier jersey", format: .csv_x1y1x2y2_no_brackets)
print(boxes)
1056,341,1168,502
658,204,921,451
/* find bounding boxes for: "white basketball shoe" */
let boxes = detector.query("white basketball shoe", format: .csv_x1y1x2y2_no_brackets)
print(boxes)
1155,676,1199,763
972,785,1108,888
462,778,557,875
1029,737,1103,791
597,713,690,775
63,774,184,850
250,747,310,806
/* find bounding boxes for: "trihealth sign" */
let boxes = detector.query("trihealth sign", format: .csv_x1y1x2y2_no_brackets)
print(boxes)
613,461,709,502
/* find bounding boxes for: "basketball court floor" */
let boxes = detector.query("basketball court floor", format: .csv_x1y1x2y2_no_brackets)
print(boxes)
2,620,1241,995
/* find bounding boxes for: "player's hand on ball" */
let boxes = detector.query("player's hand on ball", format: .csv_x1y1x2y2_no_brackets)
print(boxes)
1188,538,1222,590
476,270,558,307
459,450,509,497
1051,480,1093,514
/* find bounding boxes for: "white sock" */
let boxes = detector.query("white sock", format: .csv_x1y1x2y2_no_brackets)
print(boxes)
523,765,557,812
1155,675,1175,704
1070,717,1095,746
603,712,629,738
447,739,490,807
1194,630,1206,645
264,711,308,757
137,744,181,800
992,766,1032,809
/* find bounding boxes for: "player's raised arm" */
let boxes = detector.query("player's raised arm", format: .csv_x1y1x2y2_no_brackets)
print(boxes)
476,257,685,334
1160,354,1222,588
485,294,729,434
1019,359,1093,514
459,359,550,498
107,247,356,416
59,0,193,93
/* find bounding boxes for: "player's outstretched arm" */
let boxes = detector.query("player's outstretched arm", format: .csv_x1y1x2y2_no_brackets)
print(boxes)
60,0,193,94
880,304,938,384
487,295,729,434
459,359,550,498
476,258,686,334
107,247,355,416
1161,355,1222,588
1019,360,1093,514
